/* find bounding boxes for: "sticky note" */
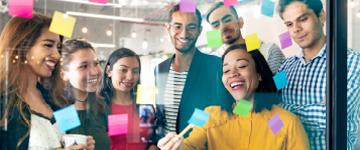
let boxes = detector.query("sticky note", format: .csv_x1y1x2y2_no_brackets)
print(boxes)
273,70,288,90
261,0,275,17
268,114,284,134
180,0,196,13
136,84,157,104
279,31,292,49
224,0,239,8
206,30,223,48
245,33,261,52
188,108,209,127
53,105,81,133
8,0,33,19
108,114,128,136
49,11,76,38
233,99,252,116
89,0,108,4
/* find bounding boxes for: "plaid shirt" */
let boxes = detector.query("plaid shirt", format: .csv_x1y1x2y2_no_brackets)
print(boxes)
279,45,360,150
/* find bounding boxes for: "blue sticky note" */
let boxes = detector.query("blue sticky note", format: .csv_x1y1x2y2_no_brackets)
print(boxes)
53,105,81,133
261,0,275,17
188,108,209,127
273,70,288,90
180,0,196,12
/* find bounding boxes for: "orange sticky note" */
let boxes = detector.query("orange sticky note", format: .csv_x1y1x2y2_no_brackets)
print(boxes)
245,33,261,52
136,84,157,104
49,11,76,38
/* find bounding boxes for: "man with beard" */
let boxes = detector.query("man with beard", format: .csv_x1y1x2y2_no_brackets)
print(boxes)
149,3,233,146
206,2,285,73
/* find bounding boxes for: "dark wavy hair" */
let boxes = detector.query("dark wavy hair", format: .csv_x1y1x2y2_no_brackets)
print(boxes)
205,1,239,23
99,48,141,105
222,44,281,113
278,0,323,19
168,3,202,26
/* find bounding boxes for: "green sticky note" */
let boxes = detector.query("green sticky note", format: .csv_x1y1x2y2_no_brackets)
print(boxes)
206,30,223,48
245,33,261,52
233,99,253,116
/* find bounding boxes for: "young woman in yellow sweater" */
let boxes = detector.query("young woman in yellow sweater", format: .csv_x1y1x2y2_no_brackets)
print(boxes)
157,44,310,150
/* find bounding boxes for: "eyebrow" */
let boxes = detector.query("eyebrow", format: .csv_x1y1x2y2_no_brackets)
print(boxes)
42,39,57,43
284,12,310,24
223,58,249,66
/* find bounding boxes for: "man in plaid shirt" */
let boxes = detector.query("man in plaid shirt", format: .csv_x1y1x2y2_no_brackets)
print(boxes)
278,0,360,149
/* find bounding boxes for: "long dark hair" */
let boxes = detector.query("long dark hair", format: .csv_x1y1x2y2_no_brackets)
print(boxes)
0,13,66,149
61,39,105,115
99,48,141,105
222,44,280,113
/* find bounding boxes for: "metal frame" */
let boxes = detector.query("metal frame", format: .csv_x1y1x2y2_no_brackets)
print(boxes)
326,0,348,149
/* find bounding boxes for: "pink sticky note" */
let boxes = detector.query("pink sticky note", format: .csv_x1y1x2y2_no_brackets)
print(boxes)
180,0,196,13
89,0,108,4
108,114,128,136
279,31,293,49
8,0,33,18
224,0,239,8
268,113,284,134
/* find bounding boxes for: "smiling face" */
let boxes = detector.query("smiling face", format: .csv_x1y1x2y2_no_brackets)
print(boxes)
281,1,325,50
106,56,140,93
26,28,61,78
207,6,243,44
222,49,260,102
62,48,102,92
167,11,202,54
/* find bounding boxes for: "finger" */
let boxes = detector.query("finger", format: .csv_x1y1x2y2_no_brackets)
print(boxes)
157,133,176,148
67,144,86,150
171,136,183,150
161,136,179,150
168,136,182,150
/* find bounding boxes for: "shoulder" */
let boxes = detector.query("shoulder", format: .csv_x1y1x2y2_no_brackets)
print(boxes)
278,56,298,71
269,106,301,125
197,51,221,62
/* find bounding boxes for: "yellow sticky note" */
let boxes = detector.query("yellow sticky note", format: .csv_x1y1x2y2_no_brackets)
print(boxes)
245,33,261,52
49,11,76,38
136,84,157,104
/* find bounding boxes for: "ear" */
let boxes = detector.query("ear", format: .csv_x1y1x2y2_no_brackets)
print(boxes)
238,17,244,29
258,73,262,82
106,65,112,77
165,23,171,32
60,69,68,81
319,10,326,25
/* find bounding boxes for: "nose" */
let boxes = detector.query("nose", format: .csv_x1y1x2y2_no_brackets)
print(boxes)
179,27,190,39
51,48,61,60
126,71,134,81
293,22,302,34
89,64,100,76
229,68,240,78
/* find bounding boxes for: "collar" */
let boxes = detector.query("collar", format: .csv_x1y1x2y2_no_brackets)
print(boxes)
296,44,327,64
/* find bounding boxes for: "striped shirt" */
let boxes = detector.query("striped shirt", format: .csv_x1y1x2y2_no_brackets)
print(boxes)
163,67,188,134
279,44,360,150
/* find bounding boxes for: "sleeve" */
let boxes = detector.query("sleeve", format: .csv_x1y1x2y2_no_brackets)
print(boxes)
266,43,286,74
182,106,221,150
286,114,310,150
282,103,326,129
346,49,360,149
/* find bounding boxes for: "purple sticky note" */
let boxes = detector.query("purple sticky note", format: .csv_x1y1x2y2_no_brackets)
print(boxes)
108,114,128,136
8,0,33,19
180,0,196,13
279,31,293,49
89,0,108,4
268,114,284,134
224,0,239,8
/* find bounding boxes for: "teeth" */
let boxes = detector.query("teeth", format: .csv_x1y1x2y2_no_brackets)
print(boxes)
178,39,188,43
230,81,244,88
45,61,56,67
87,79,97,83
